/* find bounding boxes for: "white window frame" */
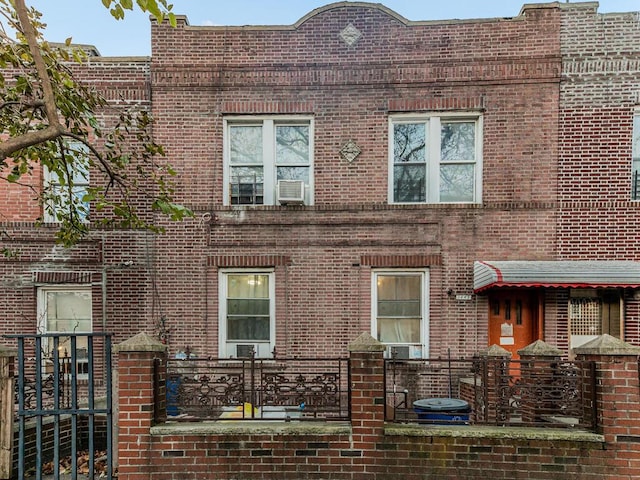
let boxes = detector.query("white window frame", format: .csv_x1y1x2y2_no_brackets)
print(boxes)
37,286,93,377
218,269,276,358
371,269,429,359
223,116,314,206
388,112,483,204
43,142,90,223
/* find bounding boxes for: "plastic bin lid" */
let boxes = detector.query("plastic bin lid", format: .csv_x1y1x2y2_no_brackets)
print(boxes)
413,397,470,411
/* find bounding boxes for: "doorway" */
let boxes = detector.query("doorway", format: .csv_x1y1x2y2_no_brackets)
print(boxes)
488,290,540,359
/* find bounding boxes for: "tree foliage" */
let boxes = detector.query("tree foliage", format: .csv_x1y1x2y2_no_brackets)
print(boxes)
0,0,188,247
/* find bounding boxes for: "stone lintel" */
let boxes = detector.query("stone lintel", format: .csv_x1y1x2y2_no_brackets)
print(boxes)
348,332,386,353
573,334,640,356
114,332,166,353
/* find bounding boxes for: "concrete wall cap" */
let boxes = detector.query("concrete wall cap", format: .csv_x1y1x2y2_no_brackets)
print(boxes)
348,332,386,352
477,344,512,358
0,345,17,357
114,332,166,353
518,340,563,357
573,334,640,356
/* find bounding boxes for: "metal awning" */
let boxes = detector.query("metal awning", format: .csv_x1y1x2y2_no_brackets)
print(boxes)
473,260,640,293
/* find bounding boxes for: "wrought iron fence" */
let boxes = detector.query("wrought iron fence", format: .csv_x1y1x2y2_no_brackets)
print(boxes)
385,355,597,431
165,354,350,421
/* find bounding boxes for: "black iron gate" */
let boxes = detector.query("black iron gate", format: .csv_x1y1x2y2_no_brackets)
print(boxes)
5,333,113,480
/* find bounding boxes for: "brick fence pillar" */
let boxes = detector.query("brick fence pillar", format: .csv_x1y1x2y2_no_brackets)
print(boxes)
574,334,640,439
348,333,386,455
476,344,511,424
114,332,166,480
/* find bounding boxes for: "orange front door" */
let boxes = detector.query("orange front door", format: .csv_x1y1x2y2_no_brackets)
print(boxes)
488,290,539,360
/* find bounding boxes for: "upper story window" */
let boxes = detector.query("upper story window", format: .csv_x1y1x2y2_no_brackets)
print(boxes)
632,113,640,200
43,142,90,223
223,117,314,206
389,114,482,204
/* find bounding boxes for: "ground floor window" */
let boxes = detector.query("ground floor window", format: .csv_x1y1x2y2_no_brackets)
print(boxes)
569,288,621,349
219,270,275,358
371,270,428,358
37,287,92,376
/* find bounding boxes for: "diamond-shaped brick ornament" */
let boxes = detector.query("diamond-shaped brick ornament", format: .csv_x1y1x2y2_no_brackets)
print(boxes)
340,23,362,46
340,140,362,163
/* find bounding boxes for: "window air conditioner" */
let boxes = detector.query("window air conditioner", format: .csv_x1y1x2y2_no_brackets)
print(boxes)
385,345,422,359
236,344,256,358
277,180,305,205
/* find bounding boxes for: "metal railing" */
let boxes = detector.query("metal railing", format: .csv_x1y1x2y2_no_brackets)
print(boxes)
633,169,640,200
165,353,350,421
385,355,597,431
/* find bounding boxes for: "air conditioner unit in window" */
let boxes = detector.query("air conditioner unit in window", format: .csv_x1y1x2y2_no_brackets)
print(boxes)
236,344,256,358
385,345,422,360
277,180,305,205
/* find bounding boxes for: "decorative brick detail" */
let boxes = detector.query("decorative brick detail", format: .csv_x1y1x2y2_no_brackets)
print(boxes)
207,255,292,267
221,101,314,114
32,271,93,284
360,254,442,267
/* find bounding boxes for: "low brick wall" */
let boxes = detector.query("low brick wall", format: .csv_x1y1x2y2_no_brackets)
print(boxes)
116,333,640,480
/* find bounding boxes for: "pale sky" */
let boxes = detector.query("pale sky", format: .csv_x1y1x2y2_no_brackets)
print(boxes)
29,0,640,57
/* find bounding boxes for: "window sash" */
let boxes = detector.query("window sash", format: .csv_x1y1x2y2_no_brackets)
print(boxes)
390,115,481,204
372,271,428,355
225,118,313,206
219,270,275,357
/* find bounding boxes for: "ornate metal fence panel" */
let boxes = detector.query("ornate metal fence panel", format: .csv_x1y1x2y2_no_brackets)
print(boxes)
166,354,350,421
6,333,113,480
384,356,597,431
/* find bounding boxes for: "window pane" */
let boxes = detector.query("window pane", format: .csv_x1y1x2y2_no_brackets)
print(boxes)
378,300,420,317
441,122,475,162
377,275,421,300
440,164,474,202
230,126,263,164
230,167,264,205
227,317,271,341
45,291,91,333
394,123,426,163
276,126,309,164
277,166,309,183
227,299,270,316
394,164,426,202
228,274,269,298
377,318,421,343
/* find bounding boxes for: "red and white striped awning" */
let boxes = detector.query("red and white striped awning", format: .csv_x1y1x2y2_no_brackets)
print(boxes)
473,260,640,293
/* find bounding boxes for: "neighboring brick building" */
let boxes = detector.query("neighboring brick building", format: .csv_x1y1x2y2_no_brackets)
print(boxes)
1,1,639,362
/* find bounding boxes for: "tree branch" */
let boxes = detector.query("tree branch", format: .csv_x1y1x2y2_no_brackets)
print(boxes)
0,0,64,160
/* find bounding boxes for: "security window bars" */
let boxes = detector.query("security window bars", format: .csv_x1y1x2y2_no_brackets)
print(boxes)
390,114,482,204
225,118,313,205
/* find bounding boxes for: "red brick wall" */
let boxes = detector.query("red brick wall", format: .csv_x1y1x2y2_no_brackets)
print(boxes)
148,3,562,358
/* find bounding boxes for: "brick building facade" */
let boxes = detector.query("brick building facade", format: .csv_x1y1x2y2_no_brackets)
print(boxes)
1,2,639,362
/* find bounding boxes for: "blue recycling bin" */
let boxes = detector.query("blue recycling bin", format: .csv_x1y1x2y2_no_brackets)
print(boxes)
413,398,470,424
166,376,181,416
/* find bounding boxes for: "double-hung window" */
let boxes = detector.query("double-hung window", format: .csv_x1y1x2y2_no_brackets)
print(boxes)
219,270,275,358
389,114,482,204
372,270,429,359
632,113,640,200
37,287,92,376
224,117,313,206
43,142,90,223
